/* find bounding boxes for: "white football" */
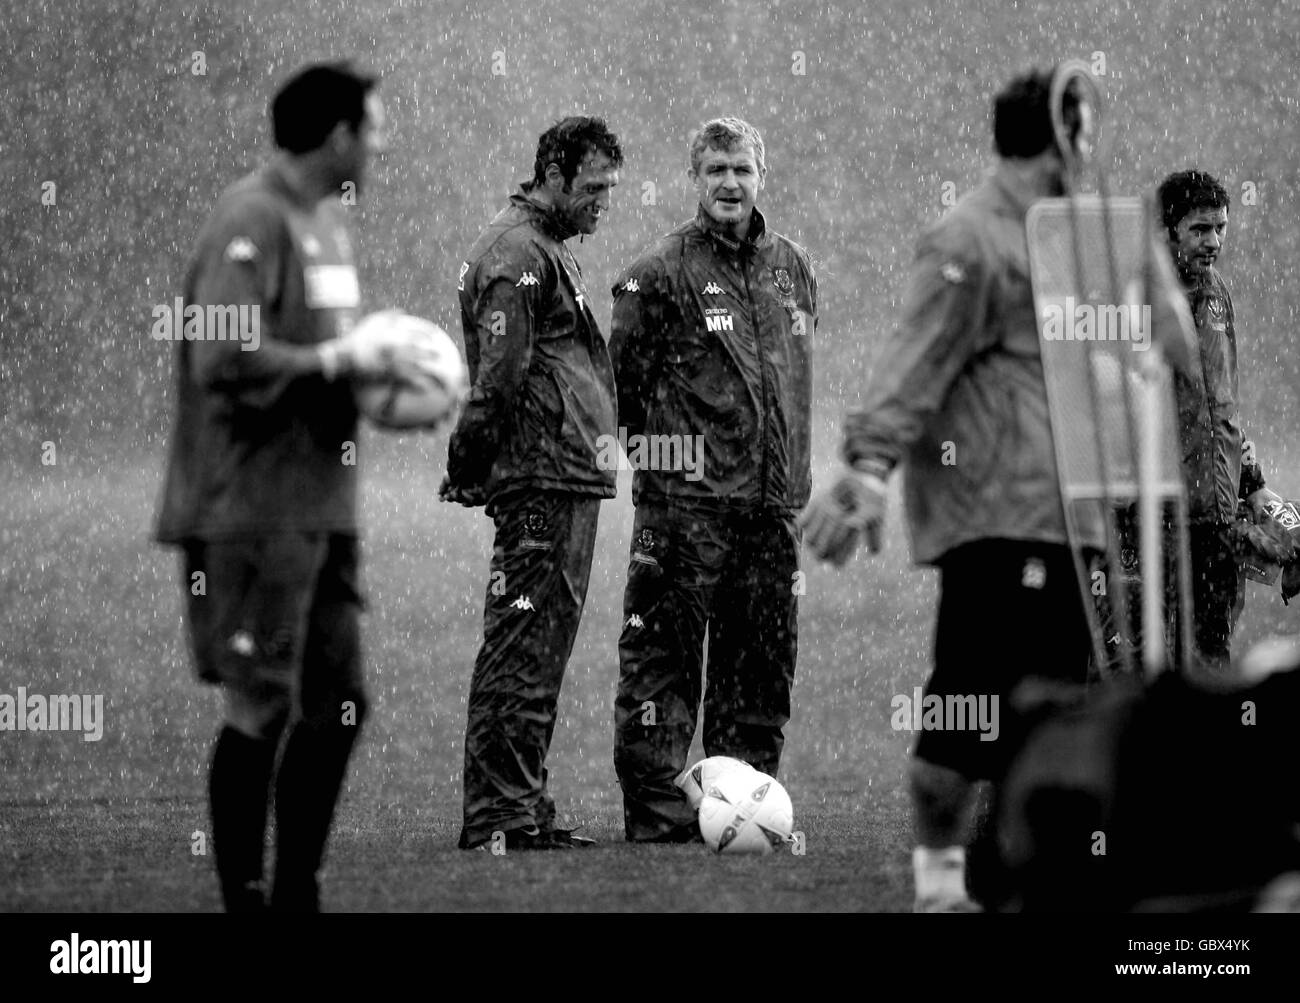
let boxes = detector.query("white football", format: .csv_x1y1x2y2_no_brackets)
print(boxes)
352,312,467,431
675,755,761,811
696,765,794,855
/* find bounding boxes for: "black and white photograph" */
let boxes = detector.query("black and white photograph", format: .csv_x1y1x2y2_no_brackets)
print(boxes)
2,0,1298,984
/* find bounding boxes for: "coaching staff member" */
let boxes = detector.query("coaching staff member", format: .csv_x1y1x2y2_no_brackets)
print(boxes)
801,68,1195,910
1104,171,1283,674
155,63,428,910
1158,169,1281,665
441,117,622,850
610,118,816,843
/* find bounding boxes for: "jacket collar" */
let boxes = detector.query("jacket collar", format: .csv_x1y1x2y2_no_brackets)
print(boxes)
263,158,328,212
693,203,769,254
511,181,580,242
986,161,1058,221
1181,265,1220,301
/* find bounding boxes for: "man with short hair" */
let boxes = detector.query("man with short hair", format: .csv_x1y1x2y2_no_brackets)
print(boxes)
441,116,622,850
800,67,1195,911
156,62,426,911
610,117,816,843
1154,169,1281,667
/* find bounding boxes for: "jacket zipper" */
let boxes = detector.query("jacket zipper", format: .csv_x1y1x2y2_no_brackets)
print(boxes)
741,251,770,506
1193,291,1228,520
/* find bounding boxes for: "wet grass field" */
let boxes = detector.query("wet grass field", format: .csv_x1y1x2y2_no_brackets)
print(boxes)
3,432,1295,912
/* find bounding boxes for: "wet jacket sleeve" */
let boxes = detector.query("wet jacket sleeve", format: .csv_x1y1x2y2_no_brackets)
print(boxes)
842,224,991,474
446,252,547,488
810,258,819,332
185,202,326,410
1208,280,1247,509
610,262,665,443
1223,285,1268,498
796,244,819,332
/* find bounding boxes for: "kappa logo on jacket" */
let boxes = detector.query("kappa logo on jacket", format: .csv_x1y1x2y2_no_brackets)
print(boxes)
509,595,535,611
516,271,540,287
702,281,724,295
223,237,259,263
622,278,640,293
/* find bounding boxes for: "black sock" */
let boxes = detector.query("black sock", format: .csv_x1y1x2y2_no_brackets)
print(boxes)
272,714,363,911
209,726,278,912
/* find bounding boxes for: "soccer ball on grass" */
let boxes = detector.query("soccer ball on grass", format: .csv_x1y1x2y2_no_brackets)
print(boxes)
677,756,795,854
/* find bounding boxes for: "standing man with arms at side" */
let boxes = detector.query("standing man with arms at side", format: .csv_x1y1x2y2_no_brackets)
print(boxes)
1155,170,1281,668
441,117,622,851
156,63,428,911
800,68,1194,911
611,118,816,843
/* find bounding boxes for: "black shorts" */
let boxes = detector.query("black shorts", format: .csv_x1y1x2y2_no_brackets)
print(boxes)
181,533,364,714
914,539,1092,782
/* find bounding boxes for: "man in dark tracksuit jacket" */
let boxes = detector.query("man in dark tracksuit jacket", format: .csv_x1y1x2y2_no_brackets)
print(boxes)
610,118,815,842
440,117,622,850
1157,170,1280,668
1106,172,1282,674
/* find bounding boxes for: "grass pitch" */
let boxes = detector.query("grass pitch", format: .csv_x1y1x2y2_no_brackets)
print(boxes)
3,441,1296,913
0,432,929,912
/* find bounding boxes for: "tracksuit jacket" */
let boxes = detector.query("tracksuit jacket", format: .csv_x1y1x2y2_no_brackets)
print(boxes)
1175,267,1266,524
610,205,816,510
446,184,617,506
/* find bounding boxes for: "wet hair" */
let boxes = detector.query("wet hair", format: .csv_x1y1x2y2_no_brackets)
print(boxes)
1158,170,1230,236
688,117,766,175
271,61,377,154
993,67,1084,159
531,116,624,189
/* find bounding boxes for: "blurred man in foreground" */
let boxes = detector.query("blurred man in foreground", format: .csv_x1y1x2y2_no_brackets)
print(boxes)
155,62,428,910
801,66,1192,911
